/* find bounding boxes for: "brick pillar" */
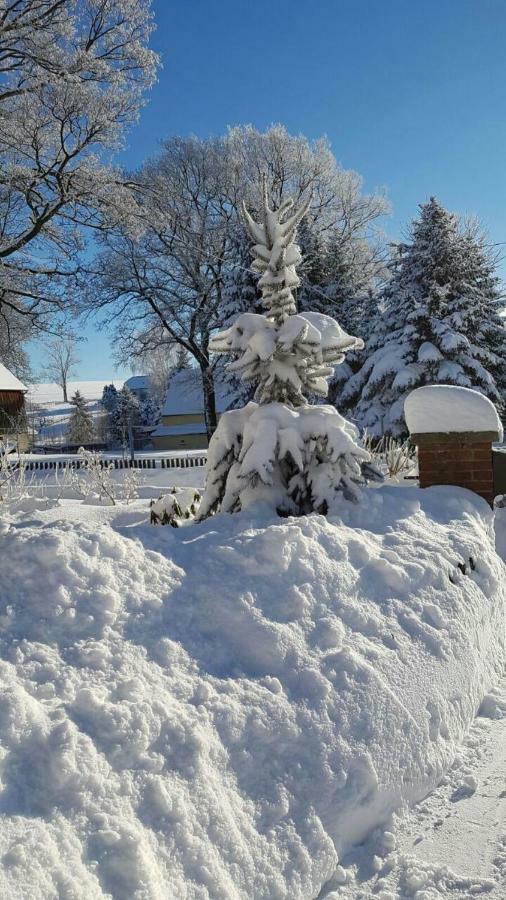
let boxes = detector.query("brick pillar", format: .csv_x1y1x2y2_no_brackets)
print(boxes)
411,431,497,505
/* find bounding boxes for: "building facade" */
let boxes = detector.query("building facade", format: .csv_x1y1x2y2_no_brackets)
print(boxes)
151,370,233,451
0,363,29,451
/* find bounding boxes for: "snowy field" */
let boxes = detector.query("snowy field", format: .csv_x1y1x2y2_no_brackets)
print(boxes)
26,380,124,445
28,381,124,406
0,480,504,899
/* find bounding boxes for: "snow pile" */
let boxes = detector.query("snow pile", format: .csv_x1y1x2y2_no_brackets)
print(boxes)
0,486,504,898
405,384,503,439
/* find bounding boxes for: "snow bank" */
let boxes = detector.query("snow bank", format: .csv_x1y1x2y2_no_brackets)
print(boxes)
405,385,503,439
0,486,504,898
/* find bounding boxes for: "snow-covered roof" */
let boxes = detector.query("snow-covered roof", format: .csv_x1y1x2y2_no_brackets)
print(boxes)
405,385,503,440
124,375,149,391
161,370,234,417
0,362,26,392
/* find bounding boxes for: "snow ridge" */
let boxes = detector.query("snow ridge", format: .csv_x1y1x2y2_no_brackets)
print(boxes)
0,486,504,898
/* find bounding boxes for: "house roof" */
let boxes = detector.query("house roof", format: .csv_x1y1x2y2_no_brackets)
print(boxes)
160,369,235,417
124,375,149,391
0,362,26,392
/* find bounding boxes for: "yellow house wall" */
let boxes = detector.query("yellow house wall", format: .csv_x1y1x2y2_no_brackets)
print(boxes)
161,413,204,426
152,432,208,451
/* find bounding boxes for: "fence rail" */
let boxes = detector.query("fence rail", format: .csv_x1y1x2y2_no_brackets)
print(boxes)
3,452,207,473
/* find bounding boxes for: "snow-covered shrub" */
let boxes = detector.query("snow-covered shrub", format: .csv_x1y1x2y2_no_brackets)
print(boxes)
120,466,143,504
150,487,201,526
76,449,144,506
76,448,117,505
0,443,41,502
199,177,381,518
363,432,417,479
53,462,82,500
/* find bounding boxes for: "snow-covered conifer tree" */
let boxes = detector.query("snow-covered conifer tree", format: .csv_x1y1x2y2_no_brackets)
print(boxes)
198,177,380,519
68,391,95,445
341,198,506,437
112,386,140,446
139,395,160,427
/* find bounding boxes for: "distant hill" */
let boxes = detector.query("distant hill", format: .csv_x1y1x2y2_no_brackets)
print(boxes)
27,380,124,407
26,380,125,446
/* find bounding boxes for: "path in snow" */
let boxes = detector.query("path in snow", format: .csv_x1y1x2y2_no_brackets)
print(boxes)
322,508,506,898
329,673,506,898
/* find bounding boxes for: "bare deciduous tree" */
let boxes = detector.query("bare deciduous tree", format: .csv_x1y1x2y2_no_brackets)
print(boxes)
41,334,82,402
86,126,389,435
0,0,158,349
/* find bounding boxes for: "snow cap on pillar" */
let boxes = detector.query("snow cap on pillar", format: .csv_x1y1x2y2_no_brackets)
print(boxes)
405,384,503,443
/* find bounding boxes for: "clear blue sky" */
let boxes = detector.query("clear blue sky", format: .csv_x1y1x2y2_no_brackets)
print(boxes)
35,0,506,380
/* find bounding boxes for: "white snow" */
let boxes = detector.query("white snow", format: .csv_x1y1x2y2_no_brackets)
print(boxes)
0,362,26,392
28,380,123,406
159,370,234,417
405,385,503,440
0,484,504,898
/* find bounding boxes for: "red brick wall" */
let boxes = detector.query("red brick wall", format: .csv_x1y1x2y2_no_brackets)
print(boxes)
417,441,494,504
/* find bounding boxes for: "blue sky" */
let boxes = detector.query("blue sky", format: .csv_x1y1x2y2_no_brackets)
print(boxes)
35,0,506,379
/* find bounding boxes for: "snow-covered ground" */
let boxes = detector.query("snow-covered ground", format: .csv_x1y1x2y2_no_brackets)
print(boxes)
26,380,124,445
28,380,124,407
0,481,504,899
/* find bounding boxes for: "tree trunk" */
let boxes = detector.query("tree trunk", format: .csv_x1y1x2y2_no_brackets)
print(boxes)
200,364,218,440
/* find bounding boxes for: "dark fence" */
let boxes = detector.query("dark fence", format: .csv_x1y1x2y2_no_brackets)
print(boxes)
6,453,207,473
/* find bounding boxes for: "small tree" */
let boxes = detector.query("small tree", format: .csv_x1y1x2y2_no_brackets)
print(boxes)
101,384,119,414
198,178,380,519
100,383,119,445
112,386,140,449
68,391,95,445
42,335,81,402
139,395,160,426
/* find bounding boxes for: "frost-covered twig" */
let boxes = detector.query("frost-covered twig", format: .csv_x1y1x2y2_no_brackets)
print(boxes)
77,448,117,505
121,466,143,504
362,432,416,478
0,443,47,502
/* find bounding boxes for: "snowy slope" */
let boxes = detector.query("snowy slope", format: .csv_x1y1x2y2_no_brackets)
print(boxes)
0,486,504,899
26,380,124,444
28,380,124,406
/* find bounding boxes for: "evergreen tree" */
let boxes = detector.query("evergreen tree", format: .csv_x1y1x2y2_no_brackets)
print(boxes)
139,395,160,426
219,223,261,406
112,386,140,446
198,177,380,520
297,222,382,338
100,383,119,445
341,198,506,437
101,384,119,413
68,391,95,445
